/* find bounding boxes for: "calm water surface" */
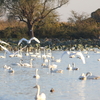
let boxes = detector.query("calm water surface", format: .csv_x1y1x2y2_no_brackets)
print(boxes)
0,50,100,100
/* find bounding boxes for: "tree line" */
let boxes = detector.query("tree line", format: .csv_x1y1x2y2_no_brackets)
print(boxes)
0,0,99,40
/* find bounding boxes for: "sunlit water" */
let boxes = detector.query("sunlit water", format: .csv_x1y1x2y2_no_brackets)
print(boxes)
0,50,100,100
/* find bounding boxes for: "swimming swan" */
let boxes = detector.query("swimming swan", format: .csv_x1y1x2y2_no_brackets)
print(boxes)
21,58,34,67
79,72,100,80
50,68,63,73
34,85,46,100
66,64,72,70
72,63,79,70
61,51,85,64
79,73,87,80
3,65,11,69
86,72,100,80
33,69,40,79
8,68,14,73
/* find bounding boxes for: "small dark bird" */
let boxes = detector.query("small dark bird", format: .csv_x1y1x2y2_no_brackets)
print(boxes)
50,88,55,93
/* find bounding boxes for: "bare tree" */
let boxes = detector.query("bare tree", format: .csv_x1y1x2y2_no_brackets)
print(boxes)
68,10,89,23
3,0,69,38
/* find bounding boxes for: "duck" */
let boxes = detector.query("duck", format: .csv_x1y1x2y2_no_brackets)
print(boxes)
50,88,55,93
34,85,46,100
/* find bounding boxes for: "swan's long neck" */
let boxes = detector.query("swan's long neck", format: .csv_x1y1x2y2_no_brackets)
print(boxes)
30,59,32,67
86,72,92,76
36,69,38,75
4,51,6,57
44,49,45,55
72,63,75,68
36,85,40,97
48,60,50,67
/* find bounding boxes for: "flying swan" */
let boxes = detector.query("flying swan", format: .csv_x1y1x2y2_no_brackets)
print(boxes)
18,37,40,46
61,51,86,64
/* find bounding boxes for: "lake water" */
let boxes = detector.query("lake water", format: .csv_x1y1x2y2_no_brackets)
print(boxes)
0,50,100,100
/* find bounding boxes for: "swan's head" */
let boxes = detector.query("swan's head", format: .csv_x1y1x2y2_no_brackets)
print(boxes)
9,67,12,70
81,73,85,76
34,85,39,88
21,59,23,61
68,64,71,67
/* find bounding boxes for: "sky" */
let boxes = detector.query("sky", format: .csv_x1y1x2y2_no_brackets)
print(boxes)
57,0,100,22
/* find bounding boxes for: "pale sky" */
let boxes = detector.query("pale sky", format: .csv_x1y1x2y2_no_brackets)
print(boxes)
57,0,100,22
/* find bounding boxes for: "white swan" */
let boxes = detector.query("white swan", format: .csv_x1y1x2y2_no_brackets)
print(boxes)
42,59,57,69
72,63,79,70
18,37,40,46
41,48,47,59
0,44,27,57
21,58,34,67
86,72,100,80
25,48,29,56
33,69,40,79
8,68,14,73
34,85,46,100
61,51,85,64
50,68,63,73
3,65,11,69
0,45,11,54
51,57,61,63
15,59,23,66
14,50,23,58
79,73,87,80
0,51,6,58
66,64,72,70
79,72,100,80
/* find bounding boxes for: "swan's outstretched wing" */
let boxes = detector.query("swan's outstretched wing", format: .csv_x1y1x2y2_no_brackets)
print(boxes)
0,40,10,45
13,45,27,55
29,37,40,43
76,52,85,64
0,45,11,54
61,51,70,58
18,38,28,45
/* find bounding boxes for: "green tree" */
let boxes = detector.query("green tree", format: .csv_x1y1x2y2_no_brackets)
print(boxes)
0,0,69,38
